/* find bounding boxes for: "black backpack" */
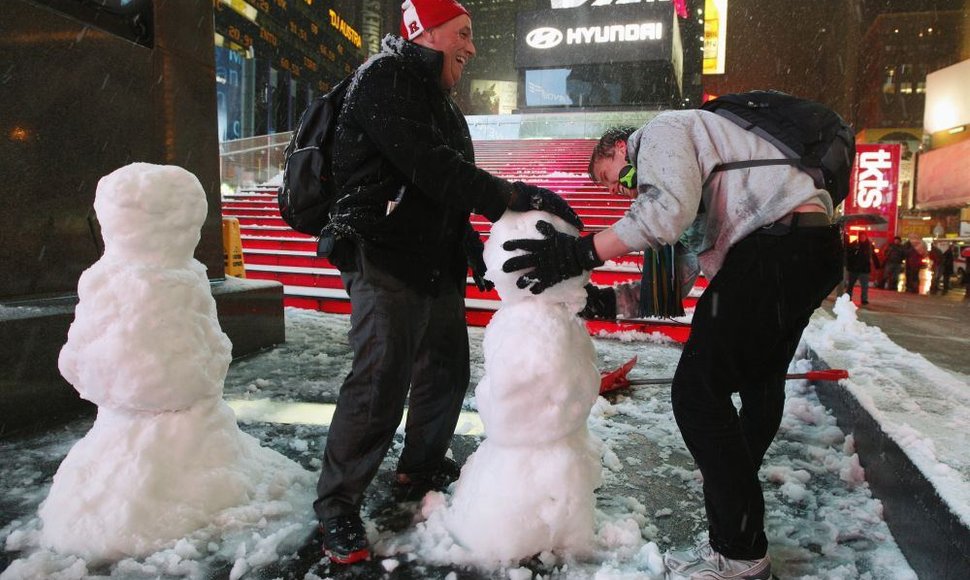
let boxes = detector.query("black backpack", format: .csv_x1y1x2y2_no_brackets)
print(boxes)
700,90,855,207
277,74,353,236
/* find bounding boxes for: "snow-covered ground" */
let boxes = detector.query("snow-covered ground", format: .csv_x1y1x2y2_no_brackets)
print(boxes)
3,296,955,579
804,297,970,527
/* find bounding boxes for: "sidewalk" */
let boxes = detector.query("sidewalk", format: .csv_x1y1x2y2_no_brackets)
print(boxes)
828,286,970,377
808,287,970,579
3,298,947,579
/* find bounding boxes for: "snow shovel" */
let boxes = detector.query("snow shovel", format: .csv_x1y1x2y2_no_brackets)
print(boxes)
599,356,849,395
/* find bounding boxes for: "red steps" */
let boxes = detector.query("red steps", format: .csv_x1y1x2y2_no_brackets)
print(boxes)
222,138,699,342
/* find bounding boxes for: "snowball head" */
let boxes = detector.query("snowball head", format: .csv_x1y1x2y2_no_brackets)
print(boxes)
484,211,590,310
94,163,208,263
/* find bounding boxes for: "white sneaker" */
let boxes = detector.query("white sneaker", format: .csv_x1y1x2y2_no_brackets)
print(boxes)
664,542,771,580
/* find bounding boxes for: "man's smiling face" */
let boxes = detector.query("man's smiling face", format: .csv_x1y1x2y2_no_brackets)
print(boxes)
420,15,476,90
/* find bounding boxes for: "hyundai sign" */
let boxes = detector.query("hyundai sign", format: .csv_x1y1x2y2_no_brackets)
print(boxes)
516,3,676,68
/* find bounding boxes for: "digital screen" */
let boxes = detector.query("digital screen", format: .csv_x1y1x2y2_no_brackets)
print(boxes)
214,0,365,92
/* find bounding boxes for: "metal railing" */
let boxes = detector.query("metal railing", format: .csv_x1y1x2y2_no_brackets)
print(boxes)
217,109,665,193
466,110,663,140
219,132,293,195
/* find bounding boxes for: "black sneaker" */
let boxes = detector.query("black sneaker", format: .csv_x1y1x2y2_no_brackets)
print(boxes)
394,457,461,501
320,514,370,564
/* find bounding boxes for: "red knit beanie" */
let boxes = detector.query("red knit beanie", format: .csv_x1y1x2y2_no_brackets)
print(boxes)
400,0,470,41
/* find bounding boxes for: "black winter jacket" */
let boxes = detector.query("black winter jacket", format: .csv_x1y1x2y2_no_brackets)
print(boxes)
846,240,879,273
323,35,512,295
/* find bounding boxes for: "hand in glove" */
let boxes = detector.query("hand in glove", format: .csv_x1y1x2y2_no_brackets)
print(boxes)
579,283,617,320
501,220,604,294
463,227,493,292
509,182,583,231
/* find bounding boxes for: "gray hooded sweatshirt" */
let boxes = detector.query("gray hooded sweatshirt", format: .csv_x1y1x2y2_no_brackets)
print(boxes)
612,109,834,280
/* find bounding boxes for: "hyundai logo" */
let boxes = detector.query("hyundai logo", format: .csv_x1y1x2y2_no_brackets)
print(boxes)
526,27,563,49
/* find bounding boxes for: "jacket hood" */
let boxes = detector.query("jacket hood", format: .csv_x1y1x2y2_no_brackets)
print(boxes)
626,126,645,163
380,34,446,91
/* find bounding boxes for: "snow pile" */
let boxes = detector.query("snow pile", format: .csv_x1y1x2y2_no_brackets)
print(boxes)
260,171,284,187
803,294,970,527
22,164,313,570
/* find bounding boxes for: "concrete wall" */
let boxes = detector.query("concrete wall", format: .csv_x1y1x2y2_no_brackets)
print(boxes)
0,0,224,299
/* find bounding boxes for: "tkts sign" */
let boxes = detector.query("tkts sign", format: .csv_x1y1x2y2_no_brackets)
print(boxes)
844,143,901,239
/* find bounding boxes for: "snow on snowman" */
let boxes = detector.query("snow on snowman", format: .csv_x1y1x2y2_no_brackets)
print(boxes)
38,163,312,562
399,210,606,566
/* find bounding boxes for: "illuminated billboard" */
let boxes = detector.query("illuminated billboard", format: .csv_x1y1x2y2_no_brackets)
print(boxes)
916,138,970,210
924,59,970,134
516,3,676,68
845,143,901,240
702,0,727,75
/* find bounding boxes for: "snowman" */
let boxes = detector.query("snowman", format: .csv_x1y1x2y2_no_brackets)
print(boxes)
443,211,603,563
39,163,309,561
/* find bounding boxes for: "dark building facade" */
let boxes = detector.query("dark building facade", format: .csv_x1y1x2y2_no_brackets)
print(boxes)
2,0,287,434
212,0,703,134
213,0,397,141
856,10,965,130
699,0,864,124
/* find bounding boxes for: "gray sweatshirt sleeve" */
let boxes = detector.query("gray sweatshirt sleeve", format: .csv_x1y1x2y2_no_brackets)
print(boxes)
611,116,705,252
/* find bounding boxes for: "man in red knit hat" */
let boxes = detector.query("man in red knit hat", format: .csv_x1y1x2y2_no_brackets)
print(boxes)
313,0,582,566
400,0,474,89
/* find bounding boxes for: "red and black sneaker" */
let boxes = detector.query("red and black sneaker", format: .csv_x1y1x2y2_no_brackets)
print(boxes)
320,514,370,564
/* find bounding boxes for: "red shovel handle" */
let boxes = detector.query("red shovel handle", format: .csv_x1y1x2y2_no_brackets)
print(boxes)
800,369,849,381
600,364,848,395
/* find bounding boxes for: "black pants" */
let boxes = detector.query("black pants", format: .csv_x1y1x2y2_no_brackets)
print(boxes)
671,224,843,560
905,266,920,293
314,249,470,520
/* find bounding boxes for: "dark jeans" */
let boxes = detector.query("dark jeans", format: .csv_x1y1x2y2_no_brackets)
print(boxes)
846,271,870,303
670,224,843,560
905,266,921,293
881,262,902,290
314,249,470,520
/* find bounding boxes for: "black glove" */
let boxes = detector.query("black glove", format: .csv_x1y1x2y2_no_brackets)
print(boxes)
509,182,583,231
463,228,493,292
501,220,604,294
579,283,617,320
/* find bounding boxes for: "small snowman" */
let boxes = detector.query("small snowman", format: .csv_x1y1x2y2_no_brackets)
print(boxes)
443,211,603,563
39,163,309,561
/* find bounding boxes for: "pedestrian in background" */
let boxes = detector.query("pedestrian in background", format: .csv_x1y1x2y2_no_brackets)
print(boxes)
845,231,879,305
879,236,904,291
903,236,925,294
941,244,956,295
929,243,944,294
964,246,970,300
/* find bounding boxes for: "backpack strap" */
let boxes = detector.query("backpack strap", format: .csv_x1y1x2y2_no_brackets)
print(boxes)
712,159,799,172
701,158,798,191
702,158,825,192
